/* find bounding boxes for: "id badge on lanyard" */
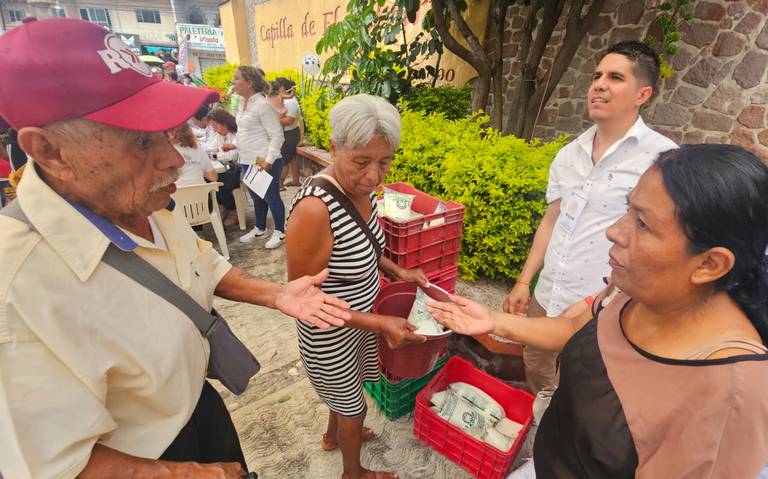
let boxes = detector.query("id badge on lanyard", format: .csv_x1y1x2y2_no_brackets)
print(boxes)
558,190,589,237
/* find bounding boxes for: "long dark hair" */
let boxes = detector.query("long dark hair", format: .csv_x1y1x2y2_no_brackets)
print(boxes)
656,144,768,342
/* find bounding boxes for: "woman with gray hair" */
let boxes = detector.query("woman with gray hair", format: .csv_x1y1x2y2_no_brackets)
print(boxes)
286,94,427,479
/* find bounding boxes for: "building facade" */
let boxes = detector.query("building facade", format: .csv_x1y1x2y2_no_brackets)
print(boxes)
0,0,226,75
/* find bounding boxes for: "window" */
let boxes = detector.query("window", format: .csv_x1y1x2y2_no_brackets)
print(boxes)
80,7,111,29
9,10,25,22
52,7,67,18
135,9,161,24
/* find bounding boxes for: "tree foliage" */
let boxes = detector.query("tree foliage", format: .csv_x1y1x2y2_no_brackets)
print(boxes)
316,0,442,101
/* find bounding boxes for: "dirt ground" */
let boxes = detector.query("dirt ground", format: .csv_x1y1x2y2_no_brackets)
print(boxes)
204,187,533,479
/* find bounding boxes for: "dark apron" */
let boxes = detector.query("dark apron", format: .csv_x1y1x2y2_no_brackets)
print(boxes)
160,381,250,474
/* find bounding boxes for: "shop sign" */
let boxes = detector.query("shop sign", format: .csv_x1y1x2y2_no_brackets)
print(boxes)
115,32,141,55
176,23,225,52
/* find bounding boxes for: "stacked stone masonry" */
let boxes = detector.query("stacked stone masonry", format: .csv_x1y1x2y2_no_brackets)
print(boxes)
492,0,768,159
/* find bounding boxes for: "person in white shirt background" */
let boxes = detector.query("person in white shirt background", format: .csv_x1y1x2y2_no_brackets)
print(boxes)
206,108,240,226
170,122,217,187
503,40,677,403
188,104,212,144
276,77,303,190
226,66,286,249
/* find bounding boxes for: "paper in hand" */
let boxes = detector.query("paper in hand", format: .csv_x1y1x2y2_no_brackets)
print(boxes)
242,164,272,198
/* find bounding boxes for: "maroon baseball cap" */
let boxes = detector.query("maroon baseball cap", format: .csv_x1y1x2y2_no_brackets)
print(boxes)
0,17,219,132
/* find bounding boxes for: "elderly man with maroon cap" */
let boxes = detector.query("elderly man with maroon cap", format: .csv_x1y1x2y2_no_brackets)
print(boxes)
0,18,351,479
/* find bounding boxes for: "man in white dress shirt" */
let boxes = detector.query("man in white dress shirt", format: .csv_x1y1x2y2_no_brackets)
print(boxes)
504,41,677,395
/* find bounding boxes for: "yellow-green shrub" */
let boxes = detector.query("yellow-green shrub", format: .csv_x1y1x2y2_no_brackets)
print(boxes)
300,87,340,151
387,108,568,280
296,95,567,281
264,69,301,84
203,63,238,94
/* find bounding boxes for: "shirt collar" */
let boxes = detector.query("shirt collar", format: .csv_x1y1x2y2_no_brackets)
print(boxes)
66,198,175,252
576,115,650,160
16,159,175,282
66,200,140,252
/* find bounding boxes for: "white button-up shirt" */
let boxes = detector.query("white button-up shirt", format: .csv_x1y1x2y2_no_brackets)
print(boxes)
235,92,284,166
204,131,238,163
534,116,677,317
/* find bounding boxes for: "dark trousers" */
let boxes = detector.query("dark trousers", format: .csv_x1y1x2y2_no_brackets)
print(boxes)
217,164,241,211
281,128,300,164
160,381,249,473
240,161,285,232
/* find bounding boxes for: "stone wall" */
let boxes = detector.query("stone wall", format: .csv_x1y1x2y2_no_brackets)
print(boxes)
493,0,768,159
245,0,267,65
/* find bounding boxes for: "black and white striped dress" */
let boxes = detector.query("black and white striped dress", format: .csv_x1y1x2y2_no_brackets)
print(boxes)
289,183,385,416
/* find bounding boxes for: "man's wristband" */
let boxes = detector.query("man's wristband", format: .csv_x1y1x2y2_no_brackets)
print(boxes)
516,280,530,286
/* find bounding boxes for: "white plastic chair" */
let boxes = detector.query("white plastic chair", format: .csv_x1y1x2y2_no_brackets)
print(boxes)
172,182,229,259
232,181,248,231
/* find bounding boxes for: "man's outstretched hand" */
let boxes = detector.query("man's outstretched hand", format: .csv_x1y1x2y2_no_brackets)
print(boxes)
275,269,351,328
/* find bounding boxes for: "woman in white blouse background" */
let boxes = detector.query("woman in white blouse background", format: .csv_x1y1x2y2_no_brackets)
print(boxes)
226,66,286,249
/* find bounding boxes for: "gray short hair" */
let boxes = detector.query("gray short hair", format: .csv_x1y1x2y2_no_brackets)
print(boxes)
329,94,401,151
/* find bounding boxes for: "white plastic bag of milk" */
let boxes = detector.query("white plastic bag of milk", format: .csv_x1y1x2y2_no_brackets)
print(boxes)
406,287,445,335
383,187,415,221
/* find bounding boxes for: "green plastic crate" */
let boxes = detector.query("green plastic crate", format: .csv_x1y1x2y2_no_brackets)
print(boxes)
364,355,448,420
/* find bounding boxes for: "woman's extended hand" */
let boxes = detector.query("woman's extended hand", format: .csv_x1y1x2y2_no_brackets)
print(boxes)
276,269,351,328
426,294,495,336
221,143,237,152
394,267,429,288
379,316,426,348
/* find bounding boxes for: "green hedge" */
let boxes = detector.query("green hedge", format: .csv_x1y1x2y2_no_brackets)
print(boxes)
264,68,302,84
401,84,472,121
299,91,567,280
203,63,238,95
299,88,339,151
387,108,567,280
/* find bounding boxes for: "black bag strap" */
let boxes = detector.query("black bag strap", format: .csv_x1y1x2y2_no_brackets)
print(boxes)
309,175,382,259
0,201,219,337
101,248,219,336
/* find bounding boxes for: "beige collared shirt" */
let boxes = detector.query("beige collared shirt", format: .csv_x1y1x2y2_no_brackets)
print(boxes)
0,161,232,479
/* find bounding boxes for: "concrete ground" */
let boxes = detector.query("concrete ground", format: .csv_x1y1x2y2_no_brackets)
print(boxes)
202,186,533,479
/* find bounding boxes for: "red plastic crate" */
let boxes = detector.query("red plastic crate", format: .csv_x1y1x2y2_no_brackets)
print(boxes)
383,235,461,271
378,183,465,254
413,357,534,479
380,264,459,294
384,248,460,277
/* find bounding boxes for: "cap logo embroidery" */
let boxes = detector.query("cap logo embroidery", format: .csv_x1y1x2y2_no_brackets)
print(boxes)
97,34,152,77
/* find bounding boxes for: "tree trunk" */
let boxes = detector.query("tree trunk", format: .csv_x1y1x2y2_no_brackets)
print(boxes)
491,0,512,130
503,0,606,140
520,0,606,140
473,73,492,113
432,0,493,113
504,0,564,136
